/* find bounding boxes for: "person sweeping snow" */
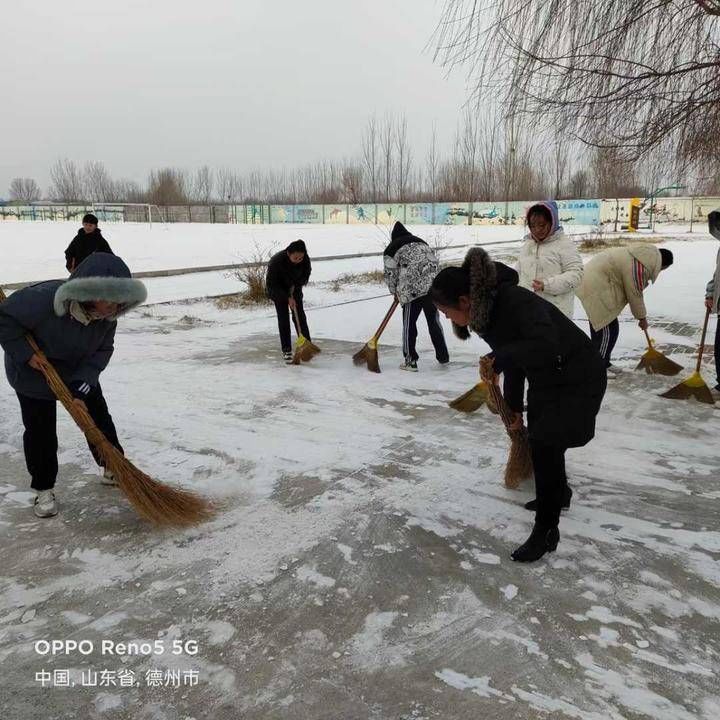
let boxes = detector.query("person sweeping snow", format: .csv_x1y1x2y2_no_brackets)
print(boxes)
0,253,146,518
704,209,720,395
431,247,606,562
516,201,583,319
383,222,449,371
576,244,673,377
64,213,114,272
266,240,313,364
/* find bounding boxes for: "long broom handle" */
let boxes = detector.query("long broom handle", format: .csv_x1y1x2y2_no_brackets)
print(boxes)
643,328,654,349
290,303,302,337
373,298,399,340
480,356,518,433
696,307,711,373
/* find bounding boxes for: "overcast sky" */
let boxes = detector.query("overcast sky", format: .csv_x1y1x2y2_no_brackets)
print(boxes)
0,0,471,196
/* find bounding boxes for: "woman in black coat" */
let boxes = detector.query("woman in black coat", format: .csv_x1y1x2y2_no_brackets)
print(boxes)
431,247,606,562
266,240,312,363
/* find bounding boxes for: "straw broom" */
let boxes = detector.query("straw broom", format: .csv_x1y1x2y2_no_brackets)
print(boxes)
660,307,715,405
0,287,213,527
636,328,683,376
448,378,499,414
352,298,398,373
479,356,534,489
291,303,321,364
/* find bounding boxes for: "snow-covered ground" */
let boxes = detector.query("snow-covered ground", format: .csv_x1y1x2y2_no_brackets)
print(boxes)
0,223,719,719
1,220,593,285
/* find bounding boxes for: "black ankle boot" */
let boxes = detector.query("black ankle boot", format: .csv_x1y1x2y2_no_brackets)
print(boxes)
524,486,572,512
511,525,560,562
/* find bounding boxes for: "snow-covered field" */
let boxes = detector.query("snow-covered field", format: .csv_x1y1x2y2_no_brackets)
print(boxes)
0,221,550,285
1,223,719,719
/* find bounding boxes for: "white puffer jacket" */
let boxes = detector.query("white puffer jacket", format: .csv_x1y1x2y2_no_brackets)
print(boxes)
516,229,584,318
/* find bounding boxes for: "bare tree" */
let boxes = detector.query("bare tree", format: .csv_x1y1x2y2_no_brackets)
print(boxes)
340,160,364,204
115,179,145,203
49,158,84,202
549,134,569,199
434,1,720,170
476,112,500,201
568,170,590,199
83,161,116,202
146,168,189,205
361,115,380,202
216,167,243,203
379,114,395,201
395,114,413,201
190,166,214,204
591,147,645,198
425,122,440,202
8,177,41,203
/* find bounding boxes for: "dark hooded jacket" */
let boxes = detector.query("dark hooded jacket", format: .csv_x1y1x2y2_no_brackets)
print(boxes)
0,253,146,400
265,244,312,301
463,247,606,448
383,222,438,304
65,227,113,272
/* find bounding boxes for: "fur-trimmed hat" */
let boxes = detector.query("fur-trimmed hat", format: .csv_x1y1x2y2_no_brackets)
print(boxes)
464,247,499,335
54,252,147,317
435,247,517,338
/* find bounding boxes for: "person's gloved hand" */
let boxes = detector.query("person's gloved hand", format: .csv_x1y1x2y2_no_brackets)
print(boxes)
69,380,92,400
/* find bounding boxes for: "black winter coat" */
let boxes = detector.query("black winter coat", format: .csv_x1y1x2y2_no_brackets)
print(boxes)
479,262,606,448
65,228,113,271
266,250,311,301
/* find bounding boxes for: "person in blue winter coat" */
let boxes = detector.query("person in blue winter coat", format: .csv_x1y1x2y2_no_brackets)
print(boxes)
383,222,449,371
0,253,147,518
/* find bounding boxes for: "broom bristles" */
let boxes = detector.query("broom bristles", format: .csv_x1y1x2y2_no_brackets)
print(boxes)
448,383,488,413
636,348,683,376
365,346,380,373
353,338,380,372
35,353,214,527
660,371,715,404
504,428,534,489
293,337,321,364
104,443,214,526
352,345,369,366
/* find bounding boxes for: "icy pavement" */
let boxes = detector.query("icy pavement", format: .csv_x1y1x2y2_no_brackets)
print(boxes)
1,314,719,718
1,239,719,719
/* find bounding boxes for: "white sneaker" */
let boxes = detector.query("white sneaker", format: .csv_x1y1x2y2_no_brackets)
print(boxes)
33,490,58,518
283,351,293,365
101,468,118,486
400,361,418,372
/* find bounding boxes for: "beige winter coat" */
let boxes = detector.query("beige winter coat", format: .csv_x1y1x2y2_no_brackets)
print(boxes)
516,229,584,318
576,244,663,331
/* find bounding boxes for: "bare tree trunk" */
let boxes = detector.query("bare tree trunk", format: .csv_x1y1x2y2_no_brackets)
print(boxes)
395,114,412,202
380,114,395,202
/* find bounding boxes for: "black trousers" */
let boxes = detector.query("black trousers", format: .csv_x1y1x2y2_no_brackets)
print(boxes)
402,294,449,364
589,318,619,368
17,385,123,492
530,441,567,529
273,294,310,353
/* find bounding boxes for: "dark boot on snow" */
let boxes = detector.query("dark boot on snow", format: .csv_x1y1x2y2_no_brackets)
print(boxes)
511,525,560,563
524,485,573,512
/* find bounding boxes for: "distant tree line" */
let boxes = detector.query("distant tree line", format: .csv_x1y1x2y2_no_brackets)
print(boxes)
6,112,719,206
